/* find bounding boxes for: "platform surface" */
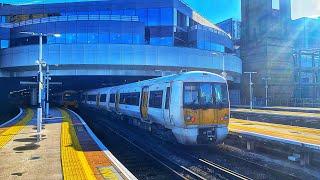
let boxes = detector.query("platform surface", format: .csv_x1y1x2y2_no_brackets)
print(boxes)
231,108,320,118
0,108,134,180
230,118,320,148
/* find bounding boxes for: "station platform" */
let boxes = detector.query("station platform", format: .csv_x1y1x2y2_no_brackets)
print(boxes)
229,118,320,149
232,105,320,113
0,108,136,180
231,108,320,118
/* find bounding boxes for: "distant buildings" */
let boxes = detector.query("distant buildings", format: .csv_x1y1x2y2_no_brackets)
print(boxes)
217,18,241,56
292,17,320,104
240,0,294,106
238,0,320,106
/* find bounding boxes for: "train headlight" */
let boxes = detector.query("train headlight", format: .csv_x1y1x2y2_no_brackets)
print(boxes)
185,116,196,123
186,115,192,121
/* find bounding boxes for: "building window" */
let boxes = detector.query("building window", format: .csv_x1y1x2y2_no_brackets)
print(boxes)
0,40,9,49
77,33,88,43
99,32,110,43
1,16,6,23
160,8,173,26
66,33,77,44
300,55,313,68
110,32,122,43
272,0,280,10
148,8,160,26
136,9,148,24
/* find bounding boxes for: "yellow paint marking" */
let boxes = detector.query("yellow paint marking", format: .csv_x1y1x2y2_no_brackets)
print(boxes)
230,118,320,145
99,166,119,180
0,109,33,149
60,110,96,180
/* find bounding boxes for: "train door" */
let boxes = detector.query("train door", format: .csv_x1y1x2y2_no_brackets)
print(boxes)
140,86,149,121
163,86,171,126
115,92,120,113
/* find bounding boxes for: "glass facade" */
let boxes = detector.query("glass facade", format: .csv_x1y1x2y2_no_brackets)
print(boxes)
0,0,233,52
0,40,9,49
294,50,320,99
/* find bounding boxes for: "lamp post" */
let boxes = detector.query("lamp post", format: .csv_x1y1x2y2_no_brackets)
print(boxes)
262,77,271,107
244,72,257,110
45,65,50,117
212,52,227,79
20,32,60,140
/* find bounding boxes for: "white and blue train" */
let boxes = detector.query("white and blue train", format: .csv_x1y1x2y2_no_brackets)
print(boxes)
81,71,230,145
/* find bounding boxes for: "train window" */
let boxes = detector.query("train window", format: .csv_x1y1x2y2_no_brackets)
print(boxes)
120,93,129,104
130,92,140,106
149,90,163,108
165,87,170,109
100,94,107,102
88,95,96,101
119,92,140,105
110,94,115,103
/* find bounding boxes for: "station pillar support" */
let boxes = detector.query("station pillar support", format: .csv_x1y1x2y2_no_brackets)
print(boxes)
246,141,255,151
30,88,37,106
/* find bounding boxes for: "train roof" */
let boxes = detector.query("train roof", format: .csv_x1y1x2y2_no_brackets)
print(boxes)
85,71,226,94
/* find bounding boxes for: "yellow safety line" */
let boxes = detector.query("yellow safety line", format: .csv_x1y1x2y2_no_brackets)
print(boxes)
0,109,33,149
60,110,96,180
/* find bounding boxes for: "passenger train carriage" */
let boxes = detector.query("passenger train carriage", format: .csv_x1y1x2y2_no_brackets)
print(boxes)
82,71,230,145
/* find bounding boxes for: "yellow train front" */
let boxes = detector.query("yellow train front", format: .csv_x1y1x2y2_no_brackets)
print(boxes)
52,90,79,109
182,82,229,145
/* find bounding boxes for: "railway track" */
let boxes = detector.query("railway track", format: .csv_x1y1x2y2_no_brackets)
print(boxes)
79,107,263,179
93,116,249,179
82,113,183,179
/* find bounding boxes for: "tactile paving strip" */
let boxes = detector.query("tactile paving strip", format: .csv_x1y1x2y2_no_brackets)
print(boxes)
60,110,96,180
0,109,33,149
69,112,119,180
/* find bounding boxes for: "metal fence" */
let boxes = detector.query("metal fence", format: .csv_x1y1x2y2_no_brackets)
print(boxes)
240,98,320,108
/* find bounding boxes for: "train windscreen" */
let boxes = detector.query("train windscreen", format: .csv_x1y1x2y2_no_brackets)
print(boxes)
183,82,229,109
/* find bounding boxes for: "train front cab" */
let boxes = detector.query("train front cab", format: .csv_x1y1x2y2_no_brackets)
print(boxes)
177,81,230,145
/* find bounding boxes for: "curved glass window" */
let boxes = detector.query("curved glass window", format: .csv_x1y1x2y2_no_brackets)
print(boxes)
66,33,77,44
110,32,122,43
99,32,110,43
160,8,173,26
77,33,88,43
148,8,160,26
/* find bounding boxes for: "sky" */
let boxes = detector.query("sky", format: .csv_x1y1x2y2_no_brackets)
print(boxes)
183,0,320,23
1,0,320,23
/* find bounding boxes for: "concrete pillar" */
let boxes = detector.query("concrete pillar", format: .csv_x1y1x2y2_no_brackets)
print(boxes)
246,141,255,151
30,88,37,106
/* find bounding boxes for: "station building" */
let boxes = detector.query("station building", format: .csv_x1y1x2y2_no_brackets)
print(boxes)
0,0,242,104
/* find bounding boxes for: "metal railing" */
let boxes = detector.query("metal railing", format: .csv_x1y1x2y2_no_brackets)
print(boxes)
0,15,139,28
240,97,320,108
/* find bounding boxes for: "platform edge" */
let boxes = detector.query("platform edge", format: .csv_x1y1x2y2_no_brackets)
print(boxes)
67,109,138,180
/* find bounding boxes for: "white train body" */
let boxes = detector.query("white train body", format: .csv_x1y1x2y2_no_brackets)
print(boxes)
82,71,230,145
